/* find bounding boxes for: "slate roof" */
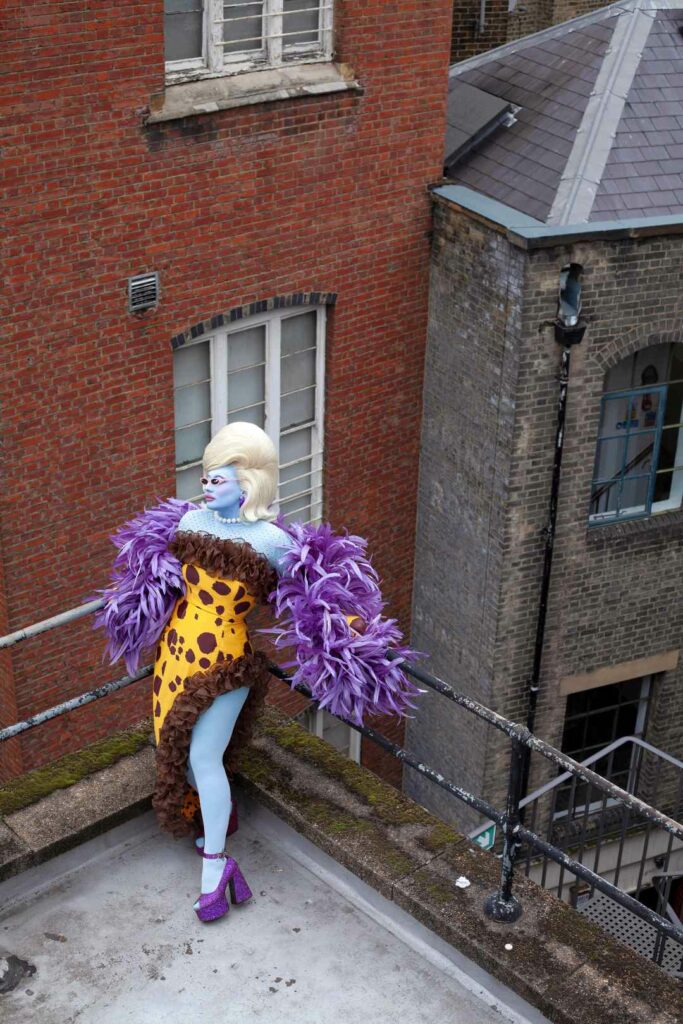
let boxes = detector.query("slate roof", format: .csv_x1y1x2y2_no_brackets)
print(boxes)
446,1,683,224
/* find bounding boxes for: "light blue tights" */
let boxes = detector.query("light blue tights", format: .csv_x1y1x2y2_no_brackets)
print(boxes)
187,685,250,895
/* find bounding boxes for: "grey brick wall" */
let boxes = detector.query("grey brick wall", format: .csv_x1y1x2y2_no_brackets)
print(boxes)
408,199,683,830
405,201,525,832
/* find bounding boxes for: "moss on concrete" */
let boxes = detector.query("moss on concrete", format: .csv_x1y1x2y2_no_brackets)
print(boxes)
258,707,439,829
0,721,153,816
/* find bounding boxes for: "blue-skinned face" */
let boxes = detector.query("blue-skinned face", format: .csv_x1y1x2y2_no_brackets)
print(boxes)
201,464,241,518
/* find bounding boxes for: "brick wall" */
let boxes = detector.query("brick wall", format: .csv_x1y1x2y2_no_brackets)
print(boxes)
1,0,453,781
404,200,525,831
451,0,510,61
409,198,683,829
507,0,612,42
493,236,683,814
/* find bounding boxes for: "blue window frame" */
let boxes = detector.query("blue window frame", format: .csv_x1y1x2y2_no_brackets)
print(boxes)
590,344,683,524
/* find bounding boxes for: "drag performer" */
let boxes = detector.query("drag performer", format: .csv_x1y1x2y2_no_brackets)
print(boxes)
96,422,418,922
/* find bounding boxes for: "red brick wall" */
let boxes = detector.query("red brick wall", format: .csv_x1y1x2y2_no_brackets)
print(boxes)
1,1,452,783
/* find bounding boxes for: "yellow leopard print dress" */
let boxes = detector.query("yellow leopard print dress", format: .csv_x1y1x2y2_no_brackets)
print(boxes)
151,531,277,837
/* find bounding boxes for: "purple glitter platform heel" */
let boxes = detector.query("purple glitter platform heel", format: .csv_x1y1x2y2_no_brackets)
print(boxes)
195,851,252,923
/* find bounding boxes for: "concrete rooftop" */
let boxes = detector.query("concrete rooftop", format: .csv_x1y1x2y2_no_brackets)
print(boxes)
0,801,550,1024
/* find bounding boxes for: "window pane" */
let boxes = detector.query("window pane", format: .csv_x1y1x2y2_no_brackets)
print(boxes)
280,426,312,465
657,424,680,472
281,491,312,522
604,354,634,394
653,468,683,504
624,431,656,474
322,710,353,756
174,381,211,429
175,420,211,466
281,311,316,358
176,464,203,501
593,436,626,482
228,403,265,428
281,348,316,395
598,394,637,437
223,0,263,54
669,344,683,383
618,476,648,514
281,386,315,429
631,389,661,431
228,325,265,372
165,0,204,61
173,342,210,389
228,365,265,412
663,382,683,427
283,0,320,47
633,344,669,391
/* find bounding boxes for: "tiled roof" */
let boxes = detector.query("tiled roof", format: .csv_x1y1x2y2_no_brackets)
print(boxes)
446,1,683,224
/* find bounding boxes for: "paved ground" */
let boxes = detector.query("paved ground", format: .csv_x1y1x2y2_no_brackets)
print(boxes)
0,805,548,1024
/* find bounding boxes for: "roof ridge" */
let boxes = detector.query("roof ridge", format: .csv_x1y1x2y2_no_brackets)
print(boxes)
449,0,635,78
547,0,656,223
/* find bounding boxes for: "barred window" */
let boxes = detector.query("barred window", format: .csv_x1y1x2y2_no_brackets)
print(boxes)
164,0,333,78
590,343,683,524
172,307,325,524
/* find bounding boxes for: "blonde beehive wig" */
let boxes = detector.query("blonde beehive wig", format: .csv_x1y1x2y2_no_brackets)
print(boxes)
202,422,278,522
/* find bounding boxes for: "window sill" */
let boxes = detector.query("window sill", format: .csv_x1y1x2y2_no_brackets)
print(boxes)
586,505,683,545
146,62,361,124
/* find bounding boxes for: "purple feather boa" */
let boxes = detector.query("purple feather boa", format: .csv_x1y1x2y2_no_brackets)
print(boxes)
267,520,421,725
93,499,196,673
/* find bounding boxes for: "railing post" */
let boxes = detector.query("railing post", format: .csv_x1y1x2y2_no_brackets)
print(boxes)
484,737,525,923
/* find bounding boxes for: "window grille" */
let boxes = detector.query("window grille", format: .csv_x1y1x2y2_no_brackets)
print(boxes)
172,307,325,524
164,0,333,78
590,343,683,523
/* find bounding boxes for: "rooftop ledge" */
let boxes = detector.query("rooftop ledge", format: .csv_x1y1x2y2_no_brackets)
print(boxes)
145,62,362,123
1,707,681,1023
432,184,683,250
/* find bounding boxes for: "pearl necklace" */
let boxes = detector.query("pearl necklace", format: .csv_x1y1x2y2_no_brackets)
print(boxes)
212,511,241,525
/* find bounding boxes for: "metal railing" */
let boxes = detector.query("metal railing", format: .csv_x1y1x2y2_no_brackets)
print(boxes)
519,736,683,974
1,599,683,975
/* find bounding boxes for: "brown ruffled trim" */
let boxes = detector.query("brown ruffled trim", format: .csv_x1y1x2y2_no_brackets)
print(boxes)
152,650,272,837
169,530,277,605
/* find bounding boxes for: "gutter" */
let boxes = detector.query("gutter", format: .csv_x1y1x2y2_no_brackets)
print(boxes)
431,184,683,249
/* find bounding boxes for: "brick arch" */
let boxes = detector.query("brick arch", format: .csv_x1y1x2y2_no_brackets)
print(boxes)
170,291,337,350
592,328,683,378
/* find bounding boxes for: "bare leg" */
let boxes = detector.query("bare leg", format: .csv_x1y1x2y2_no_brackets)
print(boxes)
188,686,250,896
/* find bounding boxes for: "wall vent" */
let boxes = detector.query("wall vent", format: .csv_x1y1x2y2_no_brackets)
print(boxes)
128,272,159,313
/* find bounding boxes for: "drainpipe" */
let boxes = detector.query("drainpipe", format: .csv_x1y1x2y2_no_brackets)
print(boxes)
520,265,587,803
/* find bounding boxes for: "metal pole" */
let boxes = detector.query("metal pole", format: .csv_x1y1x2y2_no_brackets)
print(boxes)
485,737,524,922
0,665,152,741
521,342,573,800
0,598,105,650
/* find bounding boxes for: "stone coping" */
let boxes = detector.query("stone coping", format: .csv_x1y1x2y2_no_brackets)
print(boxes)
1,708,681,1023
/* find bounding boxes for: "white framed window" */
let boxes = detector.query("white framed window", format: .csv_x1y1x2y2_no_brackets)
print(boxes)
296,706,361,762
172,306,325,524
164,0,334,80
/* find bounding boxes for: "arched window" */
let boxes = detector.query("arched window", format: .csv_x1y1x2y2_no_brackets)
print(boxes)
590,343,683,523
